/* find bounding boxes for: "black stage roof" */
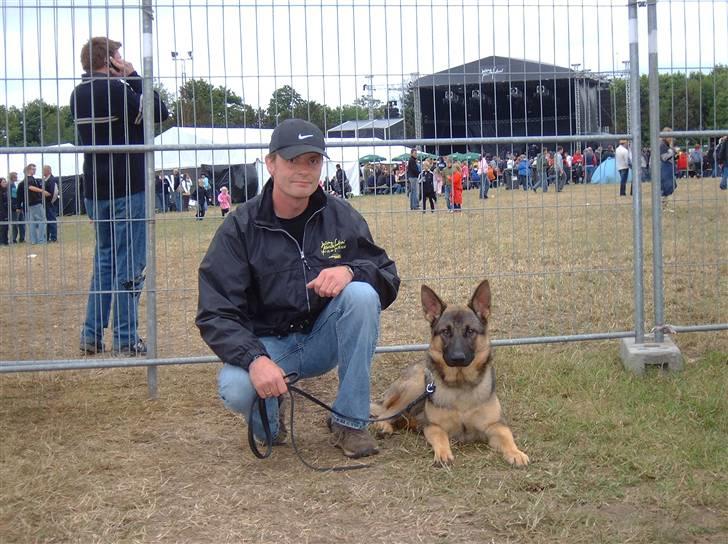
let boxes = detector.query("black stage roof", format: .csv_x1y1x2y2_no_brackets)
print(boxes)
414,56,594,88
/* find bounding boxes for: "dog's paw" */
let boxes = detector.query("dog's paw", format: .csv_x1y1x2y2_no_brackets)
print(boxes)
432,448,455,467
503,449,529,466
371,421,394,436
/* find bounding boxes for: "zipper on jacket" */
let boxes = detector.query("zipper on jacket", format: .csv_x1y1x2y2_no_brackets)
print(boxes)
257,205,326,314
258,224,313,312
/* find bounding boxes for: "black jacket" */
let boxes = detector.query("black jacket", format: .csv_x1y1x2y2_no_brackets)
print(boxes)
0,185,9,221
196,179,400,370
16,177,44,211
191,184,209,203
407,155,419,178
70,71,169,201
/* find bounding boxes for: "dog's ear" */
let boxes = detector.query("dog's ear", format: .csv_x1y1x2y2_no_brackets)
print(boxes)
469,280,491,321
421,284,446,324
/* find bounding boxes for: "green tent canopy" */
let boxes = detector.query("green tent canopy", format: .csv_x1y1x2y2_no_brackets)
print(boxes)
359,154,387,164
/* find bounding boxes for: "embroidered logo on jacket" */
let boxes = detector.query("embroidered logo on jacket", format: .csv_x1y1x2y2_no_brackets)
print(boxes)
320,239,347,260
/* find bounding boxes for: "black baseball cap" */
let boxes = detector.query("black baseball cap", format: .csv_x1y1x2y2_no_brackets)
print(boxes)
268,118,329,160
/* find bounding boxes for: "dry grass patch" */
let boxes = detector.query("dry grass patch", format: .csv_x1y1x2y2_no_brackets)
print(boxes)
1,348,726,542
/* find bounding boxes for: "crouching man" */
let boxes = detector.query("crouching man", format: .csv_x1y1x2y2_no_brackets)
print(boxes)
196,119,400,458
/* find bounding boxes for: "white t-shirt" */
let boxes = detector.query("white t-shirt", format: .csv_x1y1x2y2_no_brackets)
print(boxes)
615,145,631,170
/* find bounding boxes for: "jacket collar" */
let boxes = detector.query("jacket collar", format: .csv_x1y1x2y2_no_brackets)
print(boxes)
255,177,327,227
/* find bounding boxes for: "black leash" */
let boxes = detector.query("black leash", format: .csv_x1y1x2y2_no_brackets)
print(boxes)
248,372,436,472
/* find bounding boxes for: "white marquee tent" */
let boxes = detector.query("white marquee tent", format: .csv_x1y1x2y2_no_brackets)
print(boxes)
154,127,412,196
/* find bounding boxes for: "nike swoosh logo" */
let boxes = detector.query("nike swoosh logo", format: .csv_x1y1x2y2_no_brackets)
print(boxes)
298,134,314,140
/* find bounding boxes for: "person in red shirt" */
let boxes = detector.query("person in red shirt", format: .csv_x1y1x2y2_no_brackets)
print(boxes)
571,149,584,183
451,161,463,212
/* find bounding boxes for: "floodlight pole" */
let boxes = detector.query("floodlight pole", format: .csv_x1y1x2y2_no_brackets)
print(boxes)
171,50,193,127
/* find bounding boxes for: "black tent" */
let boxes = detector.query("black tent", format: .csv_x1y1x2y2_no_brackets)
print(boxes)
201,163,259,204
58,175,86,216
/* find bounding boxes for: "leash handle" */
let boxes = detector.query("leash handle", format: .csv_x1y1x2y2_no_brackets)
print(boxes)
246,372,300,460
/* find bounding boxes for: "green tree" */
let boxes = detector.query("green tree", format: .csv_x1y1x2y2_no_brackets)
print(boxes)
265,85,306,126
177,79,258,128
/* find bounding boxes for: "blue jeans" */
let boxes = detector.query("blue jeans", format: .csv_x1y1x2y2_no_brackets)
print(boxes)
585,165,595,183
444,184,452,209
218,281,381,440
46,202,58,241
480,178,490,198
408,177,419,209
27,203,46,244
11,208,25,242
174,191,183,211
720,164,728,190
81,191,147,350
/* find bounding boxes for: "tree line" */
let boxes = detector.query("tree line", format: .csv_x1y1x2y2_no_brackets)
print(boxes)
2,67,725,148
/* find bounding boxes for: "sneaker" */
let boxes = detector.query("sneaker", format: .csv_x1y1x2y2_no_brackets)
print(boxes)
328,419,379,459
80,340,105,355
273,396,288,445
114,339,147,357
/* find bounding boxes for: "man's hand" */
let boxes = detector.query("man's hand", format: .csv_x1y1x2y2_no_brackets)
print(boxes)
109,56,135,77
249,356,287,399
306,266,354,298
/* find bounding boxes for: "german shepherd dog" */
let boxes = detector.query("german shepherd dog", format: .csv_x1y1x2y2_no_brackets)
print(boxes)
371,280,529,466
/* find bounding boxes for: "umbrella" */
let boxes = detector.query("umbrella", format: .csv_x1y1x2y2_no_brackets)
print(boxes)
449,152,467,161
359,154,387,164
462,151,481,161
392,151,438,162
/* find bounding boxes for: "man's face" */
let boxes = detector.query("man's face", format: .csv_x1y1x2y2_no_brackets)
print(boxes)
266,152,323,201
43,166,51,177
9,174,17,183
27,165,36,176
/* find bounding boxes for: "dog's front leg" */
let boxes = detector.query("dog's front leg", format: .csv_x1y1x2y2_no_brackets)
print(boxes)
484,421,529,466
423,424,454,466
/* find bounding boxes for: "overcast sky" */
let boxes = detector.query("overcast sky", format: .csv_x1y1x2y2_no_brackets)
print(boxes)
2,0,727,112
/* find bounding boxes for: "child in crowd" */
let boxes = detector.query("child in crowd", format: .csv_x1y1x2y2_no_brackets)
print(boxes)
193,177,209,220
451,160,463,212
218,186,231,217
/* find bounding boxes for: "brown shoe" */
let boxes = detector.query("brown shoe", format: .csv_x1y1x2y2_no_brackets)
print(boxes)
328,420,379,458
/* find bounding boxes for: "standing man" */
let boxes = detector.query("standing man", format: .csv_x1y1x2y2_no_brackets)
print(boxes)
197,119,400,458
8,172,24,244
615,139,632,196
554,146,566,192
71,37,169,355
406,148,420,210
334,164,348,198
536,148,549,192
42,165,59,242
17,164,48,245
717,136,728,191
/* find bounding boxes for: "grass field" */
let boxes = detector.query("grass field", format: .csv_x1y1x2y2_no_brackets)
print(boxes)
1,179,726,542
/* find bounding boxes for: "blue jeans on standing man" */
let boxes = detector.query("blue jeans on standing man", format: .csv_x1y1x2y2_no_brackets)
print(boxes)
408,177,419,210
27,203,46,244
46,201,58,241
218,281,381,442
81,191,146,351
720,164,728,190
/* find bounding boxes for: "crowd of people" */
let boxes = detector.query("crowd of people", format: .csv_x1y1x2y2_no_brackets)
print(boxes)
353,135,727,211
0,164,59,246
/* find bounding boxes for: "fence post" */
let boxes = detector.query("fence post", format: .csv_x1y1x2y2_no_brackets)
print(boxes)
142,0,158,398
620,0,683,374
628,0,645,344
647,0,665,344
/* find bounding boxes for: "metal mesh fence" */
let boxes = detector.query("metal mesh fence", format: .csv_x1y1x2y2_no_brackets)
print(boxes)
1,0,726,379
